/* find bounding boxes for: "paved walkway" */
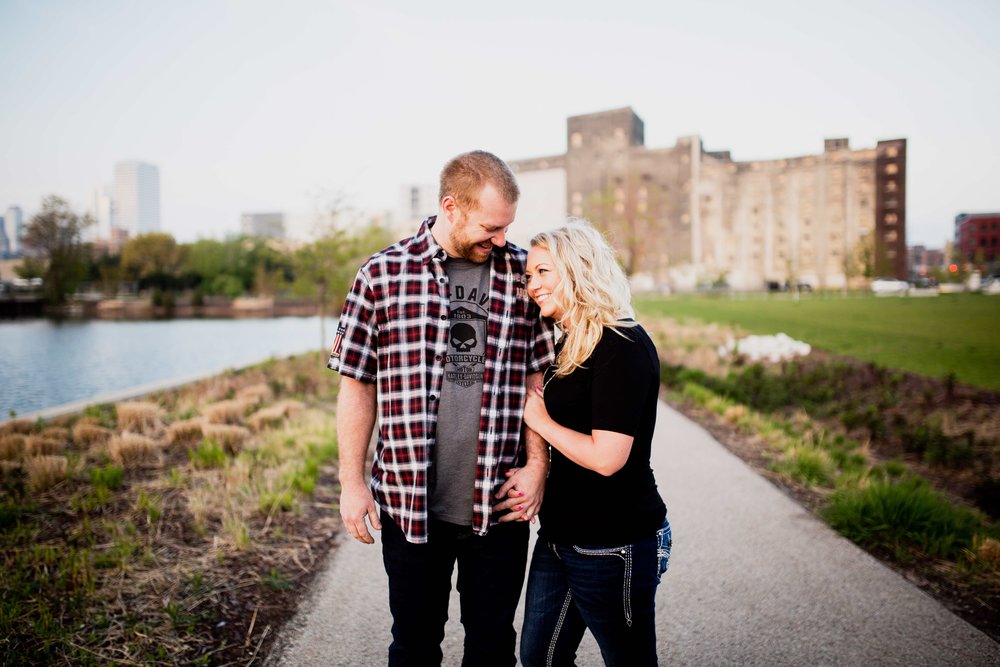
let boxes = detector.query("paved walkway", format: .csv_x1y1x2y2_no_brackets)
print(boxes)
268,402,1000,666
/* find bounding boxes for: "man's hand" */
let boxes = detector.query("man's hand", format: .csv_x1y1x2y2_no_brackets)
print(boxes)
492,460,547,523
340,480,381,544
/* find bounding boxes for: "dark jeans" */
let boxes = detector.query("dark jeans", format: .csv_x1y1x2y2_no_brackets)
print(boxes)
520,519,672,667
380,512,530,667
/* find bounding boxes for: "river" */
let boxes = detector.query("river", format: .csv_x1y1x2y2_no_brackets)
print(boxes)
0,316,337,417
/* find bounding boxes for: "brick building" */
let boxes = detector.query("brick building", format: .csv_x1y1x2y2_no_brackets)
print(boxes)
954,212,1000,264
509,107,907,290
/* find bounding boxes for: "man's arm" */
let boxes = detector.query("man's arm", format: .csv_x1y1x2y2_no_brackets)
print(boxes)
493,371,549,522
337,376,381,544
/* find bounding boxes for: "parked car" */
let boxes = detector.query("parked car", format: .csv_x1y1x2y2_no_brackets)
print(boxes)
871,277,909,295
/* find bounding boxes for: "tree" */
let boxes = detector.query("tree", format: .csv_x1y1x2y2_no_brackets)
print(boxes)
20,195,93,304
120,232,184,289
582,177,669,277
291,221,394,353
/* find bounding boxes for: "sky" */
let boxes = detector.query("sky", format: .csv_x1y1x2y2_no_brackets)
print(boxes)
1,0,998,246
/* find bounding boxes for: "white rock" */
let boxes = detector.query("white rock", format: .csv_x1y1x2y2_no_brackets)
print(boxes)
718,333,811,362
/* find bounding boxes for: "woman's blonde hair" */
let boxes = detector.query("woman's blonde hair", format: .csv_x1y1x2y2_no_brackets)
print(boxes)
531,220,636,378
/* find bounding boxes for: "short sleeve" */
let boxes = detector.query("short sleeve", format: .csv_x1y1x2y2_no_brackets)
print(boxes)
528,311,557,373
327,268,378,383
590,330,651,436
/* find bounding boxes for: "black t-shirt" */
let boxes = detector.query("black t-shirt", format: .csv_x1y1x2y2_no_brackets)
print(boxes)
539,322,667,547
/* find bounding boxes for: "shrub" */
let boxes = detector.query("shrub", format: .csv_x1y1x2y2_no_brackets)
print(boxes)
0,434,26,460
24,435,66,457
0,419,36,436
201,400,250,425
201,424,251,455
25,455,68,493
115,401,164,434
72,421,110,447
822,478,986,561
166,419,204,446
108,433,158,467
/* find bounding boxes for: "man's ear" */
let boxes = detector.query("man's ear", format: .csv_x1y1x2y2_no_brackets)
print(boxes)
441,195,459,223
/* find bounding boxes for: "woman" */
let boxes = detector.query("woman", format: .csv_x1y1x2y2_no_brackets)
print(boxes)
519,221,671,667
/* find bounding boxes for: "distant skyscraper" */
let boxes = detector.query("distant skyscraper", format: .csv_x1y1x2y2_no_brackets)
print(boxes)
113,161,160,235
4,206,23,255
90,185,114,241
0,216,8,257
240,212,285,239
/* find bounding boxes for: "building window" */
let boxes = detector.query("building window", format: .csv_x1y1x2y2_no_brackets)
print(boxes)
571,132,583,149
885,181,897,192
614,127,625,140
886,231,898,243
885,163,899,175
884,213,898,225
886,147,898,158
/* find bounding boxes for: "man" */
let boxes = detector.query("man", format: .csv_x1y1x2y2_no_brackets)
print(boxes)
328,150,556,666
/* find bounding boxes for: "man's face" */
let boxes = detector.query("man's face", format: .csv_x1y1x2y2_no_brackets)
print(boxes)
447,183,517,264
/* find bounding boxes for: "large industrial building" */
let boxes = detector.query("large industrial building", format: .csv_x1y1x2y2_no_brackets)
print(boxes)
510,107,907,290
113,160,161,236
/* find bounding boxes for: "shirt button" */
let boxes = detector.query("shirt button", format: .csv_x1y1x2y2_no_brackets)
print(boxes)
439,277,446,283
429,395,437,401
440,314,447,320
435,354,442,361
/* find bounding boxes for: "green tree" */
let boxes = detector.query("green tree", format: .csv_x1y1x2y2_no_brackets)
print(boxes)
20,195,93,304
291,221,394,352
120,232,184,289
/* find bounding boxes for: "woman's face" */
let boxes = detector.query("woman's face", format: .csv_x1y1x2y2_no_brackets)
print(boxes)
526,246,564,321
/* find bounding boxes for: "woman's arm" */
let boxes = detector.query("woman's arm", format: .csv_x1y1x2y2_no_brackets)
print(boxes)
524,388,633,476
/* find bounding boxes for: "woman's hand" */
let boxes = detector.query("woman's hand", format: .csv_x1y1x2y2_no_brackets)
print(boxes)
523,386,550,433
493,463,547,523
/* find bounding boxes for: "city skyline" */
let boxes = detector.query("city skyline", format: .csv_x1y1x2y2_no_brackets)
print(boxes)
1,0,998,246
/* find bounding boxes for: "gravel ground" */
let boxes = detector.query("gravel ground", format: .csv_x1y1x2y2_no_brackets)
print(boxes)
268,401,1000,666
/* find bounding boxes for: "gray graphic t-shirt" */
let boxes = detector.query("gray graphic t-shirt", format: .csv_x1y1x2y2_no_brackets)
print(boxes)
429,257,491,525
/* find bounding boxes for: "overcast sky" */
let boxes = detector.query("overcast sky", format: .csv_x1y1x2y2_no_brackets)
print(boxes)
1,0,997,245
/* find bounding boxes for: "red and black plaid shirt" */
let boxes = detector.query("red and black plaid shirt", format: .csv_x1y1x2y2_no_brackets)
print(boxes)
328,217,556,544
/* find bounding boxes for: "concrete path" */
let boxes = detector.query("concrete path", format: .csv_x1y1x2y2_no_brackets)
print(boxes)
268,402,1000,666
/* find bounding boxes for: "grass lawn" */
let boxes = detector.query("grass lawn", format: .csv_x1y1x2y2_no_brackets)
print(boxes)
636,292,1000,391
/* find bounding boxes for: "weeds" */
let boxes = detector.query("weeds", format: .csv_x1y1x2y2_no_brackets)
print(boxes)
115,401,165,434
822,478,987,562
189,438,227,469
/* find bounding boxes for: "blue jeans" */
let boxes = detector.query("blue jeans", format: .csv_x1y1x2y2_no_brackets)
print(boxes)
380,512,530,667
521,519,672,667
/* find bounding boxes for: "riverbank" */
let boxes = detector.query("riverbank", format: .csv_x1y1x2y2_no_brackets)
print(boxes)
0,351,342,664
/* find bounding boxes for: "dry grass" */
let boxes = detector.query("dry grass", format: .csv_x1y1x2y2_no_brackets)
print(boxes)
167,419,205,446
248,406,287,432
0,418,36,436
25,455,68,492
202,424,252,454
0,434,26,460
108,432,158,467
72,421,111,447
24,436,66,457
972,536,1000,571
248,400,306,432
237,383,274,408
116,401,165,434
201,399,251,425
40,426,70,441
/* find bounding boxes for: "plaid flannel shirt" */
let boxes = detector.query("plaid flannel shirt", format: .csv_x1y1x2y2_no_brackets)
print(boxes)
328,217,556,544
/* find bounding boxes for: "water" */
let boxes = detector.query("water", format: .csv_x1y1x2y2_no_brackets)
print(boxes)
0,317,336,417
